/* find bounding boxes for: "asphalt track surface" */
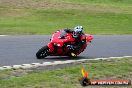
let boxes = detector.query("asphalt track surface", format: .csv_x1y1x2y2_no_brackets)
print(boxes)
0,35,132,66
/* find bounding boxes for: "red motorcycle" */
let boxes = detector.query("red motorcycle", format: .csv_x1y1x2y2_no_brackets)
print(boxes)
36,30,93,59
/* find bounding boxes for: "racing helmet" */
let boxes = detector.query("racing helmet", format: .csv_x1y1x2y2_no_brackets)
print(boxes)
73,26,83,38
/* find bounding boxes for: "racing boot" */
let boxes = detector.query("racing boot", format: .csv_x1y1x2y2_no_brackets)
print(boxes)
71,52,77,57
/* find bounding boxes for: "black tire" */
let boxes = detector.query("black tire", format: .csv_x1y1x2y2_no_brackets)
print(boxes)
36,46,49,59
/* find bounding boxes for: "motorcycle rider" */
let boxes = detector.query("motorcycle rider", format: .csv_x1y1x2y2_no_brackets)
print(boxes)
59,26,86,54
60,26,84,39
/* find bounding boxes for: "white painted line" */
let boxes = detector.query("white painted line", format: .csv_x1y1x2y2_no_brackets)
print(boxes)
2,66,12,69
65,60,76,63
31,63,42,65
0,35,8,37
109,57,123,59
20,64,33,69
22,64,31,65
42,62,52,66
76,59,88,62
31,63,43,67
0,56,132,70
94,58,108,60
52,61,66,65
12,65,22,69
54,61,62,63
31,63,42,66
123,56,132,58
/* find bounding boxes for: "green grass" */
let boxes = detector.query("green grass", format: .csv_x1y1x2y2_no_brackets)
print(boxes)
0,0,132,35
59,0,132,4
0,58,132,88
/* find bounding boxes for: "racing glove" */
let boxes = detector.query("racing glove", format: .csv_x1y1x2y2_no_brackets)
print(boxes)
67,45,75,50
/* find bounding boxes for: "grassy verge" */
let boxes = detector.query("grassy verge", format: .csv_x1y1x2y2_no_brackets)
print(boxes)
0,0,132,35
0,58,132,88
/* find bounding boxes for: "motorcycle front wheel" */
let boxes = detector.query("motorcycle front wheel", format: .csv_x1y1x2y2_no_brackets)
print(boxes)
36,46,49,59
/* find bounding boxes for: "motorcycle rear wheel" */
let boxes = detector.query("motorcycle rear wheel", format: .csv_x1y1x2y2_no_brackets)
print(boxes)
36,46,49,59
